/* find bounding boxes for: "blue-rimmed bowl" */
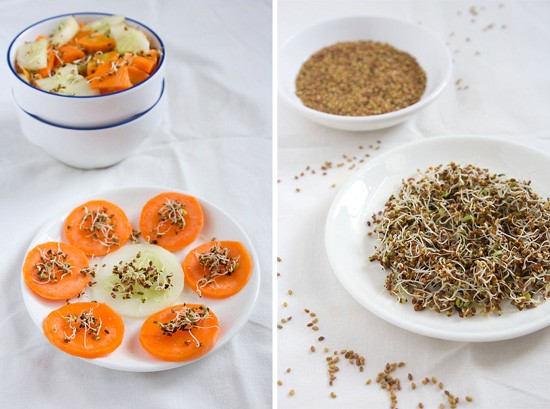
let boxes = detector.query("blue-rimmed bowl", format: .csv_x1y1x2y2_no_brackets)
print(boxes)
14,80,165,169
8,12,165,128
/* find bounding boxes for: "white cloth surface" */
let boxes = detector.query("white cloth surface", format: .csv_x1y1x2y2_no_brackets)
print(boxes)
0,1,271,408
277,1,550,408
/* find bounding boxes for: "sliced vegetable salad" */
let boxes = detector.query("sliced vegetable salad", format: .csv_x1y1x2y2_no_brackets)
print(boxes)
15,15,161,96
22,191,253,363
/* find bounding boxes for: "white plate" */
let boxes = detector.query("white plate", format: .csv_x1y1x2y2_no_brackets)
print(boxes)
21,186,260,371
325,136,550,342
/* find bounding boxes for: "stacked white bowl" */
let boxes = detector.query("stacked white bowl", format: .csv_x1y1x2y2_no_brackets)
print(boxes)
7,12,166,169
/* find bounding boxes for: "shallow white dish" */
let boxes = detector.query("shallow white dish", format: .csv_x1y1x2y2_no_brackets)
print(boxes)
14,80,164,169
21,186,260,371
7,12,165,128
325,136,550,342
279,16,452,131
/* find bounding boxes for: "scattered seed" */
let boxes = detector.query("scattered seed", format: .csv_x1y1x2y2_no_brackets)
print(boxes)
288,290,293,295
277,325,282,329
318,336,325,341
366,379,372,385
286,368,291,373
311,346,316,352
439,382,444,389
277,380,282,386
312,326,319,331
283,302,288,307
466,396,473,402
289,389,295,396
330,392,337,399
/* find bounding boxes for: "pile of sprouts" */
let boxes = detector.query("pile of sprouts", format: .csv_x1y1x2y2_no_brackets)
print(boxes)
154,304,215,347
195,243,240,296
369,162,550,317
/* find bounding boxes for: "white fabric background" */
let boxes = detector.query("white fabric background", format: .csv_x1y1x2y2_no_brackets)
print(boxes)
0,1,272,408
277,1,550,408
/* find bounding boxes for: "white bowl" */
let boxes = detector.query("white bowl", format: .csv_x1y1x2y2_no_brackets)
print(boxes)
7,12,165,128
14,80,165,169
279,16,452,131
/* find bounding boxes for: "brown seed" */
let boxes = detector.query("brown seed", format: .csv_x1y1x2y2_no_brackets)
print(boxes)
330,392,337,398
295,41,427,116
412,382,416,390
287,290,293,295
312,318,318,324
282,302,288,307
419,404,424,409
366,379,372,385
286,368,291,373
312,326,319,331
439,382,444,389
310,346,316,352
408,373,413,381
289,389,295,396
324,347,329,353
277,325,282,329
318,336,325,341
432,376,437,384
466,396,473,402
277,380,282,386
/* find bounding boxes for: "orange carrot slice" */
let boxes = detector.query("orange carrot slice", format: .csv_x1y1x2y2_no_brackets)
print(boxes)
37,49,55,77
63,200,132,257
23,241,90,300
68,29,93,46
57,45,86,64
43,302,124,358
139,192,204,252
130,50,158,74
88,64,132,90
77,32,116,53
128,65,149,85
183,241,253,298
86,50,119,76
139,303,220,361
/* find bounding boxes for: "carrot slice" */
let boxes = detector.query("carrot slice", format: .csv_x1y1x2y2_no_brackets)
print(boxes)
139,303,220,361
139,192,204,252
43,302,124,358
183,241,253,298
23,241,90,300
86,50,119,76
77,32,116,53
63,200,132,257
130,50,158,74
68,29,93,46
88,64,132,90
128,65,149,85
37,49,55,78
57,45,86,64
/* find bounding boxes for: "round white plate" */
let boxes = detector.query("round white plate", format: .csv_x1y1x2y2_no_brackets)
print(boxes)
21,186,260,371
325,136,550,342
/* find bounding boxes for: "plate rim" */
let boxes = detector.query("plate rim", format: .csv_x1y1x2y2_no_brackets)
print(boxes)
325,135,550,342
20,184,261,371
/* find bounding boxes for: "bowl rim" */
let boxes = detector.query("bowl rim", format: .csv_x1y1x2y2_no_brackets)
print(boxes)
278,15,453,123
15,79,165,130
7,11,165,99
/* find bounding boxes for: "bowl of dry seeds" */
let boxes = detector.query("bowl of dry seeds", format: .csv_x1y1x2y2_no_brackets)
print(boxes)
279,16,452,131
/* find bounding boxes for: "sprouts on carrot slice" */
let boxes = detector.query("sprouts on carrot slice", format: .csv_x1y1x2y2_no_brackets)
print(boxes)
79,206,119,248
34,244,72,284
195,242,240,296
154,304,216,347
153,199,188,237
111,251,173,303
369,162,550,317
60,306,102,349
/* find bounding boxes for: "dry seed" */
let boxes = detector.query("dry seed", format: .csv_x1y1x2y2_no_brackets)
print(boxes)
282,302,287,307
330,392,337,399
289,389,295,396
310,346,316,352
277,325,282,329
318,336,325,341
287,290,293,295
466,396,473,402
277,380,282,386
439,382,444,389
286,368,291,373
312,326,319,331
366,379,372,385
296,41,426,116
